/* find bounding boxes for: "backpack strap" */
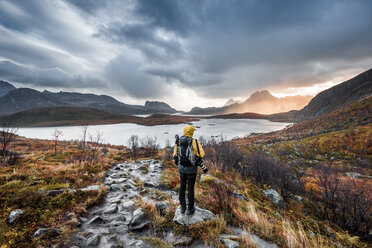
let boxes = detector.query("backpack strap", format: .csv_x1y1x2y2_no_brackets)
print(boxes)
195,139,201,157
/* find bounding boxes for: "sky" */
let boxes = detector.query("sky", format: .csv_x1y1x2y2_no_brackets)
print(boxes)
0,0,372,111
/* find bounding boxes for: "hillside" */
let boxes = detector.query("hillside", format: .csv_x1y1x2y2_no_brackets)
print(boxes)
0,80,16,97
0,106,197,127
296,68,372,121
189,90,312,115
0,85,178,115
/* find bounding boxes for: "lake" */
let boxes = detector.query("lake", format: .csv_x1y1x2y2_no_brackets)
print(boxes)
17,118,291,147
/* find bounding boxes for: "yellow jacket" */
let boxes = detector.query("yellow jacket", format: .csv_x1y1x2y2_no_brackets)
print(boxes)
173,125,205,158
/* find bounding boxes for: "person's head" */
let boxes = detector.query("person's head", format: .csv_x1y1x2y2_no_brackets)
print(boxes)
183,125,195,138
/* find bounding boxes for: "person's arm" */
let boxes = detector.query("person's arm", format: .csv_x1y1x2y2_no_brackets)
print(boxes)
173,145,178,165
193,139,208,173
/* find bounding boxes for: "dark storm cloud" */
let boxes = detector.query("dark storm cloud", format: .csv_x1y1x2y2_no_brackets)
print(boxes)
0,0,372,100
0,60,105,88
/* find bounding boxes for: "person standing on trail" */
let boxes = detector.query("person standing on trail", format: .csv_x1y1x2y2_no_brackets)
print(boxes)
173,125,208,215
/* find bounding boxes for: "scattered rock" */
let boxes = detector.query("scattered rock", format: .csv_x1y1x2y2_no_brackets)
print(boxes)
263,189,284,209
233,190,249,201
7,209,24,225
128,208,151,231
173,236,193,246
122,200,135,210
80,185,101,192
199,174,223,184
33,228,61,237
292,195,302,203
144,182,155,187
88,216,105,225
155,202,169,216
345,172,361,178
173,206,217,226
110,184,123,191
108,196,122,204
86,234,101,246
220,238,239,248
104,204,118,214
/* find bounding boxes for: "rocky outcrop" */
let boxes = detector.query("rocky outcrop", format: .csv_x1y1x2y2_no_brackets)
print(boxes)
263,189,284,209
173,206,217,226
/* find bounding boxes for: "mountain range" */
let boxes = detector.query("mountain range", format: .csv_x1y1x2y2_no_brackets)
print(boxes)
296,68,372,121
189,90,313,115
0,84,177,115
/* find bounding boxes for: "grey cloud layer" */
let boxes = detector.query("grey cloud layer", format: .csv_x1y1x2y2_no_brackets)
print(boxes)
1,0,372,100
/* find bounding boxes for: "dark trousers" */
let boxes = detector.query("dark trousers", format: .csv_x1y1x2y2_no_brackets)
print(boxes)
179,172,197,209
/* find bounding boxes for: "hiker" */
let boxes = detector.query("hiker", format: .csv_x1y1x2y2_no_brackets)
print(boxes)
173,125,208,215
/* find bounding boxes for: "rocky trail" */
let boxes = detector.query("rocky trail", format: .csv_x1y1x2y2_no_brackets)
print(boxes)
67,159,278,248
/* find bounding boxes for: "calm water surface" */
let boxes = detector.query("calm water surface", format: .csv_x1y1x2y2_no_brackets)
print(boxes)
17,119,291,147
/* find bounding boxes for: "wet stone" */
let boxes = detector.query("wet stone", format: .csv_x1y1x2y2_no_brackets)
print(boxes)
86,234,100,246
128,208,151,231
122,200,135,210
104,204,118,214
110,184,123,191
88,216,105,225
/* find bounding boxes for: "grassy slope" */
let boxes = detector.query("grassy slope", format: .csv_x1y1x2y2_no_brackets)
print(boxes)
0,137,132,247
0,106,198,127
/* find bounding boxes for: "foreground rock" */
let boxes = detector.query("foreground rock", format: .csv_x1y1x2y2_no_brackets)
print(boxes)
263,189,284,209
128,208,151,231
173,206,217,226
7,209,24,225
33,228,61,237
80,185,101,192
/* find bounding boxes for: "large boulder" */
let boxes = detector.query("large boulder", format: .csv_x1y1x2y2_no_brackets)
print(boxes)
128,208,151,231
263,189,284,209
7,209,24,225
173,206,217,226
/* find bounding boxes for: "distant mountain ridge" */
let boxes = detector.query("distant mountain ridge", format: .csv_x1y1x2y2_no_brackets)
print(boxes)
0,80,16,97
296,68,372,121
0,81,178,115
189,90,312,115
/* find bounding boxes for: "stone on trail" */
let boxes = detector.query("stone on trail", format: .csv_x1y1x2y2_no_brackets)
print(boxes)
88,216,105,225
262,189,284,209
128,208,151,231
219,238,240,248
122,200,135,210
173,206,217,226
80,185,101,192
7,209,24,225
110,184,123,191
86,234,101,246
155,202,169,216
104,204,118,214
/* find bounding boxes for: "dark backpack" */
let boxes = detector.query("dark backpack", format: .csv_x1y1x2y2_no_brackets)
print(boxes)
177,136,200,167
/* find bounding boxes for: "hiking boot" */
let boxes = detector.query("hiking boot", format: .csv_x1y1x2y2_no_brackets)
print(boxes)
181,206,186,214
186,207,195,215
